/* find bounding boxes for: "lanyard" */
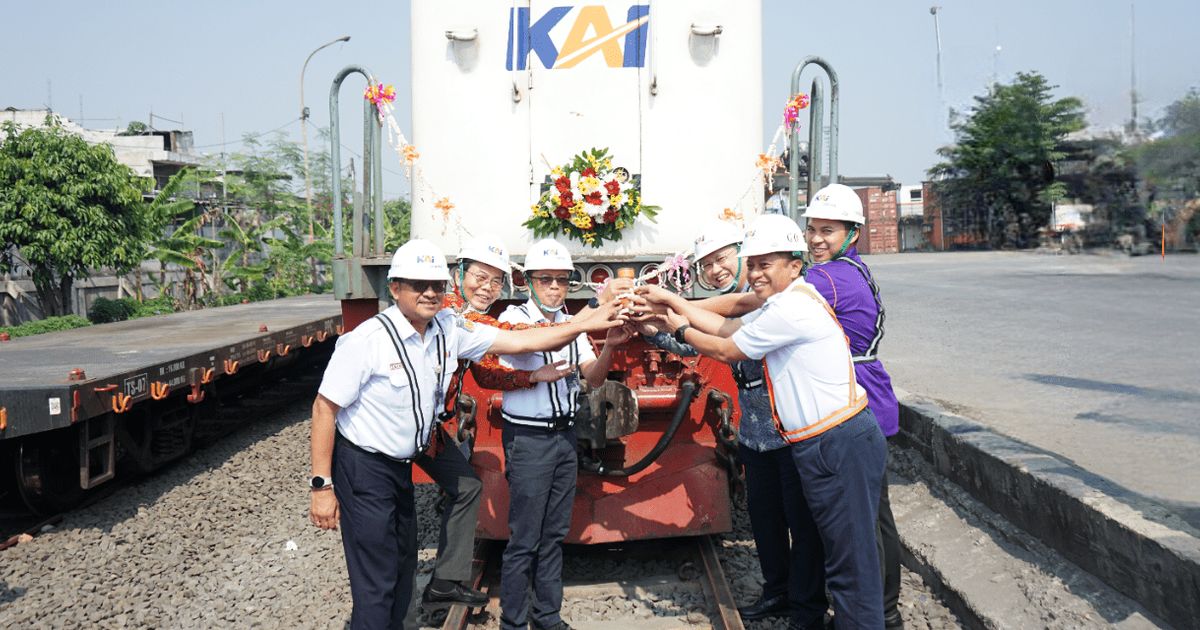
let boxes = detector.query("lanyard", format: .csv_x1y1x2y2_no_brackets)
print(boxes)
375,313,447,453
832,255,886,363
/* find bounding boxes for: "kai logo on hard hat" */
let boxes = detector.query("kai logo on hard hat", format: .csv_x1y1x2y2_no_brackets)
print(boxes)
416,255,438,264
506,4,650,71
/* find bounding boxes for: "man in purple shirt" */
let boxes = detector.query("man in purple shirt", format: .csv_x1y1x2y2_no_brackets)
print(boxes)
803,183,903,630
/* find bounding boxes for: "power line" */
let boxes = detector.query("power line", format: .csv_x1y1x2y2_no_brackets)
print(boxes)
192,118,301,149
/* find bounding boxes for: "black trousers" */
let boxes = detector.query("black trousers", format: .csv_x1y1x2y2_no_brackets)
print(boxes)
740,443,828,621
878,438,901,619
333,435,417,630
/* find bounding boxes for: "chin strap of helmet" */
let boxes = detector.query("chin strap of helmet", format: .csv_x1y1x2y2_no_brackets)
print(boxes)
835,227,859,259
456,263,472,305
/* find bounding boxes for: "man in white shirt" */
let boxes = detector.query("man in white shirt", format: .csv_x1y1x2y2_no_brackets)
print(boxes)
307,239,623,630
641,215,887,629
496,239,630,630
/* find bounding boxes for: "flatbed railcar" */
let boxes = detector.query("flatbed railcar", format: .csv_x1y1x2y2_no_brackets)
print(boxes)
0,295,341,514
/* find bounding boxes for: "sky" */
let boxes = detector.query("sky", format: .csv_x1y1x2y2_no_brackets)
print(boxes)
3,0,1197,198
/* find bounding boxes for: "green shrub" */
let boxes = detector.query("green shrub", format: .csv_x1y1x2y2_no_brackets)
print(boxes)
1,315,92,338
88,297,139,323
132,295,177,318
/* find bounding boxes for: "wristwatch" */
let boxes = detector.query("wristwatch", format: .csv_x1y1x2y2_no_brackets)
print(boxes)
310,475,334,490
673,324,690,344
587,296,600,309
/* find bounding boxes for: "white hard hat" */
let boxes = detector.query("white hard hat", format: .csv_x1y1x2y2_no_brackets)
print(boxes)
387,239,451,281
693,220,744,261
740,214,808,258
523,239,574,271
458,237,511,274
801,183,866,225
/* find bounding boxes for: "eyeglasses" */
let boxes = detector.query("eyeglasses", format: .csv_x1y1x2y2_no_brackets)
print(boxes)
698,250,736,274
530,275,571,287
467,270,504,290
400,279,447,294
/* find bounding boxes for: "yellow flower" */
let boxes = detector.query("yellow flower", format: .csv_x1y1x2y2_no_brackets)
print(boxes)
616,220,626,229
551,166,564,177
578,176,600,194
551,195,561,206
582,232,596,245
602,158,612,170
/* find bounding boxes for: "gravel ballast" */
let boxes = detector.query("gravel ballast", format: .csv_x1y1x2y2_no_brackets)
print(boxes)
1,399,960,628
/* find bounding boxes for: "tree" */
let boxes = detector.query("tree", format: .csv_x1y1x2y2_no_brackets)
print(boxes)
0,117,155,316
1136,89,1200,199
383,198,411,251
930,72,1086,248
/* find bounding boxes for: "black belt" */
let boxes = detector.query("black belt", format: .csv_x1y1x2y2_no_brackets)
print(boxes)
502,411,575,432
336,430,417,464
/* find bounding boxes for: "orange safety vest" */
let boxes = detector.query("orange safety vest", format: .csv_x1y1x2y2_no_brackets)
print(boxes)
761,283,869,443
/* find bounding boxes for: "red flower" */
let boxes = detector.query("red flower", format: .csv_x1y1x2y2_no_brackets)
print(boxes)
554,207,570,219
554,176,571,194
585,192,603,205
559,191,574,207
603,209,618,223
581,167,597,178
605,179,621,196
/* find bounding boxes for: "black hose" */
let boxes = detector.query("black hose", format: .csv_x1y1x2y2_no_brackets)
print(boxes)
579,380,699,477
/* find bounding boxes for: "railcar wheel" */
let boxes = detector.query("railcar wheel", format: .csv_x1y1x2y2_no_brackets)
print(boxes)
14,427,85,515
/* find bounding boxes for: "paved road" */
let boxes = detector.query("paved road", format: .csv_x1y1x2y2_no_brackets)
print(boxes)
863,251,1200,530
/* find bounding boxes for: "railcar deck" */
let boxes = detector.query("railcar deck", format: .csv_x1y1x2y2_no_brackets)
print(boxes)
0,295,342,439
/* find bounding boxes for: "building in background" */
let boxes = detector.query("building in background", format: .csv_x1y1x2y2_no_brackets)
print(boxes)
898,184,926,251
1,108,200,193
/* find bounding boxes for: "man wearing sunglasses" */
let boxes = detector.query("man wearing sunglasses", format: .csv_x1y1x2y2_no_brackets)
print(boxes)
495,238,631,630
308,239,624,630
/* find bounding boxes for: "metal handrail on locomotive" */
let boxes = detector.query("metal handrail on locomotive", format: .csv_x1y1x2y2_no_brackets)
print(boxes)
329,0,838,544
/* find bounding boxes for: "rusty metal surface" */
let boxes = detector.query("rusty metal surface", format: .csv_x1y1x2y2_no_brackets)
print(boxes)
461,332,741,543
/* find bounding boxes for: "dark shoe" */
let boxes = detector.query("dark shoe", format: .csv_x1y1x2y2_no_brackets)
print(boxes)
737,594,789,621
533,622,574,630
884,609,905,629
787,616,829,630
422,579,488,606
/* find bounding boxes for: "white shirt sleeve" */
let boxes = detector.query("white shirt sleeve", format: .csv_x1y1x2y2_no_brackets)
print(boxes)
731,293,833,360
455,320,500,363
317,331,373,408
574,332,598,364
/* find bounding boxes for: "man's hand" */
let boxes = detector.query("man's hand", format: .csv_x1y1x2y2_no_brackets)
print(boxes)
310,489,339,530
599,278,635,303
606,323,635,347
530,360,572,383
635,284,685,309
663,308,688,334
572,300,625,333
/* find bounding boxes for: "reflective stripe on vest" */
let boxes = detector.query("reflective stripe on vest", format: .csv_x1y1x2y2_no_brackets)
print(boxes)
762,283,868,444
832,255,886,364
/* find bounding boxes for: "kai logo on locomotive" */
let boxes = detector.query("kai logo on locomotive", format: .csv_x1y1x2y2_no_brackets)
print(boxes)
506,4,650,71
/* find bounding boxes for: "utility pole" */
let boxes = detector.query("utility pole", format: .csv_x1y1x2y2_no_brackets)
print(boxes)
1129,1,1138,135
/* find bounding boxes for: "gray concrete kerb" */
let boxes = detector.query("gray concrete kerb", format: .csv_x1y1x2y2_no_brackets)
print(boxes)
893,389,1200,630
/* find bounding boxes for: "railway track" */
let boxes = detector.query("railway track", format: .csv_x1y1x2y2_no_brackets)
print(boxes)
0,360,326,546
438,535,745,630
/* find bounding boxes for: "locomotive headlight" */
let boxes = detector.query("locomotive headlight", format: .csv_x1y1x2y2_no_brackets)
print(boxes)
639,263,661,285
588,264,614,287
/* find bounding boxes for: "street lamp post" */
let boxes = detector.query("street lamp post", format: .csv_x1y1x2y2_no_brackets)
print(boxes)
301,35,351,243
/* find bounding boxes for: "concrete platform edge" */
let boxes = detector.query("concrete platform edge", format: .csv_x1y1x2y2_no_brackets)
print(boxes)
894,392,1200,630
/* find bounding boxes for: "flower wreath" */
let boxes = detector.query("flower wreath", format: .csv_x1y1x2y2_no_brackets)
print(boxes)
524,148,659,248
